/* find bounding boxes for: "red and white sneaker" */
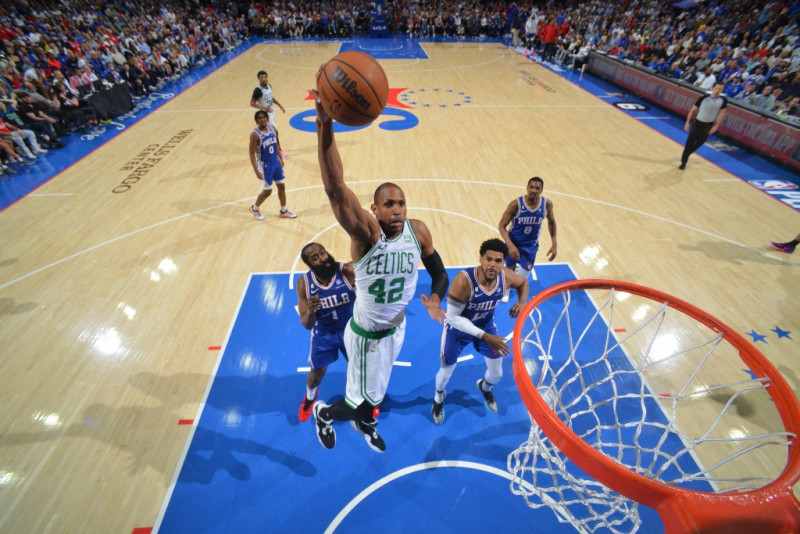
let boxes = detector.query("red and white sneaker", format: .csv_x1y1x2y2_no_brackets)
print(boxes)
249,204,264,220
279,208,297,219
298,390,318,422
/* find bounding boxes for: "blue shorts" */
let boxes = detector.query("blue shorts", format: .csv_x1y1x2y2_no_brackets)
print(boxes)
260,163,285,189
505,242,538,272
309,328,347,369
441,322,501,365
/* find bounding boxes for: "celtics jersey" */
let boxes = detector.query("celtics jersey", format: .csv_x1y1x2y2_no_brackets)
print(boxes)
254,83,273,108
353,220,421,331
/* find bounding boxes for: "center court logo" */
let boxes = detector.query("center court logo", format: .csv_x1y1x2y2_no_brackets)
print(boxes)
290,87,462,132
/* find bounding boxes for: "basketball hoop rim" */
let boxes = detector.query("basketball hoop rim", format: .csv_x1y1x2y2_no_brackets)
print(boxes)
512,279,800,514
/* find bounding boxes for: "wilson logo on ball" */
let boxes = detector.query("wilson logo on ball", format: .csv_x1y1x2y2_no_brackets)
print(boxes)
318,51,388,127
331,66,371,112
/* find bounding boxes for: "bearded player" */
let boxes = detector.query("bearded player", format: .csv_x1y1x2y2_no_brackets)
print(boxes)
296,243,355,423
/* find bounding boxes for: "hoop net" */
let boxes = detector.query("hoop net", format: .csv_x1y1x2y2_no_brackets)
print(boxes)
507,279,800,533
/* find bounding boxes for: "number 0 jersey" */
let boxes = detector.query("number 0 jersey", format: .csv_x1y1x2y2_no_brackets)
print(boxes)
302,263,355,334
254,125,281,169
352,220,421,331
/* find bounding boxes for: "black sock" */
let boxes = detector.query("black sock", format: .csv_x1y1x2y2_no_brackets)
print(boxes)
326,399,357,422
354,401,376,425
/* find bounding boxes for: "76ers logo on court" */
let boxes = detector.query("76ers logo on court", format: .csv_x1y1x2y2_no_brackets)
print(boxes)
291,88,420,132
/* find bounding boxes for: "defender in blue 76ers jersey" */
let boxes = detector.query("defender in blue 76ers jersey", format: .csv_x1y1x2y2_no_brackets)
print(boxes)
296,243,355,422
431,238,529,424
498,176,557,280
247,110,296,220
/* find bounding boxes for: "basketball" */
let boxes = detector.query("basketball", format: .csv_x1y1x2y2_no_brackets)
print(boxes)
317,51,389,127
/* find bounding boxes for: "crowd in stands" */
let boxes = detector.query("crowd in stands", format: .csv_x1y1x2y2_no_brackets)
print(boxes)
247,1,511,39
0,0,247,176
247,0,799,119
1,0,798,176
499,0,800,121
248,3,379,39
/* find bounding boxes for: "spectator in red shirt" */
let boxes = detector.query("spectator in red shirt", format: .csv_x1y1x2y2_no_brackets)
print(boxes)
543,19,559,62
0,27,17,41
45,51,62,72
559,20,570,38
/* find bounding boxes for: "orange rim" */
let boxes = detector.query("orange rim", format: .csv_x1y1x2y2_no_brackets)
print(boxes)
512,279,800,532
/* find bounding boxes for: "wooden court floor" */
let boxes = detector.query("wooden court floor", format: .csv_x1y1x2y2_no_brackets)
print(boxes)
1,40,799,533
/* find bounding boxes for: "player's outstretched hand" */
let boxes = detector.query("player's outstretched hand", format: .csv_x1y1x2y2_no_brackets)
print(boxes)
508,302,523,318
546,245,557,261
421,294,446,323
482,333,511,356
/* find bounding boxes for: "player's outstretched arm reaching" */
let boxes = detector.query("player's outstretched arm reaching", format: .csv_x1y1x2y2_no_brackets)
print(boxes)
313,86,378,261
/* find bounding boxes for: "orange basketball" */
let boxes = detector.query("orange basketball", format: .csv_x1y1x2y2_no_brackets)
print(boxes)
317,51,389,127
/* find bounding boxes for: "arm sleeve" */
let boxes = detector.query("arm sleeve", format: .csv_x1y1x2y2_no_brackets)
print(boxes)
446,297,485,338
251,87,262,101
421,250,449,301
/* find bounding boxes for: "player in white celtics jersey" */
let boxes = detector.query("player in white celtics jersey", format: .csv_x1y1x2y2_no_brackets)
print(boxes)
310,81,449,453
250,70,286,138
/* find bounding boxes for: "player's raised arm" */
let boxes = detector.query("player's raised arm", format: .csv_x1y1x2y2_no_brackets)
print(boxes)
312,83,376,252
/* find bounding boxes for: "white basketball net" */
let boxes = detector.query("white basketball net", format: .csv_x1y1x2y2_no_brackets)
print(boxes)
507,286,795,534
